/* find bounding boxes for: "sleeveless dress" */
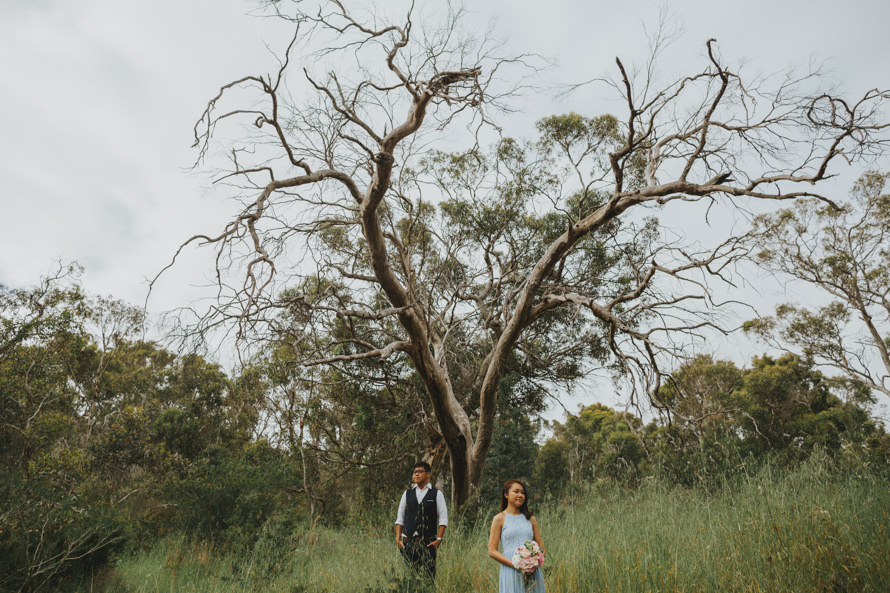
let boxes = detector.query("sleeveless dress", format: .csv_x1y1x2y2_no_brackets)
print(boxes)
499,513,545,593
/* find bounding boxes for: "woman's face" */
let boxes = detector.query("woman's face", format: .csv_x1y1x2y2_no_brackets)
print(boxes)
506,483,526,507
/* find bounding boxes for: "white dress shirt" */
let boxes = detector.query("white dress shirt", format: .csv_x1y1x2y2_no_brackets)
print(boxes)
395,484,448,536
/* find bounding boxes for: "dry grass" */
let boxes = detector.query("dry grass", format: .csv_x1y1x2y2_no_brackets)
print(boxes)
109,453,890,593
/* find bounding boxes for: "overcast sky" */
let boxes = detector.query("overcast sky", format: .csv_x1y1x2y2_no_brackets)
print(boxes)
2,0,888,411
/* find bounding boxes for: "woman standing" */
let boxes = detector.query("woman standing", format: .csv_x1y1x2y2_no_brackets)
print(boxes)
488,479,546,593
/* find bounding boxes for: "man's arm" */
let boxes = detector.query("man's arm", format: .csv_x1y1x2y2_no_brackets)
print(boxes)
428,490,448,548
436,489,448,528
395,491,407,549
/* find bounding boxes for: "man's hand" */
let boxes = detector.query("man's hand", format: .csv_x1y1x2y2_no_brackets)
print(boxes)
397,538,405,549
427,539,441,549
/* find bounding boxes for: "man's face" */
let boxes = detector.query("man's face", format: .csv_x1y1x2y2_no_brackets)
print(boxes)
412,467,430,485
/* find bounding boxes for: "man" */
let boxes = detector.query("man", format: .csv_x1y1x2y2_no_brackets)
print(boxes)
394,461,448,582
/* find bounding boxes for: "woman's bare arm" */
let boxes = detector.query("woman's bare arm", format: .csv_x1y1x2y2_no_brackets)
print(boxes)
488,513,515,569
530,516,545,555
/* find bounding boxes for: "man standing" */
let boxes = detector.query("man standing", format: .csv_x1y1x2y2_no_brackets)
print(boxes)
395,461,448,582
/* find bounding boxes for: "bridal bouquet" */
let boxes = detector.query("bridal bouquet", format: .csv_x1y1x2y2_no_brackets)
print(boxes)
511,540,544,582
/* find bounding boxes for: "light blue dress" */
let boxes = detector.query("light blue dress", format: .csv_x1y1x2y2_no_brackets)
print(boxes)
498,513,545,593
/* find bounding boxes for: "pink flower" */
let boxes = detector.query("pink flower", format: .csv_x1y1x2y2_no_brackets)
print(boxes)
511,540,545,578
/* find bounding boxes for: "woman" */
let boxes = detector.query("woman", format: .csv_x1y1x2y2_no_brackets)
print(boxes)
488,479,546,593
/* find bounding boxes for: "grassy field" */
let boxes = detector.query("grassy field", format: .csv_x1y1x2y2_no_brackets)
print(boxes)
107,454,890,593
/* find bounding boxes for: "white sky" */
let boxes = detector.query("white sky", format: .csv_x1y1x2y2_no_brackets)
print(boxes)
1,0,888,415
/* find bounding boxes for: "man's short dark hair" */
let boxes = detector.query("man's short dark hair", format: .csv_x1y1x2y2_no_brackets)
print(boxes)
413,461,431,472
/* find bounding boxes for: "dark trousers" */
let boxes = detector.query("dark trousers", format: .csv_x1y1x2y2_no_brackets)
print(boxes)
400,539,437,581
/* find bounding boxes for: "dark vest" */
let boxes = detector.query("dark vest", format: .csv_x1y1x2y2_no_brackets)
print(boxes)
402,486,439,540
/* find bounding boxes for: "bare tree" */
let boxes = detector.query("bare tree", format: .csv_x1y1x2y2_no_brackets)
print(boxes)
162,0,889,506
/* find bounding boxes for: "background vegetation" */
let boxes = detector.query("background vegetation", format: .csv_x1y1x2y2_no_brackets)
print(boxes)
2,258,889,592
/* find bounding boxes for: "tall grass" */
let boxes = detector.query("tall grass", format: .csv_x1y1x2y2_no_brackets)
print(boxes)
108,453,889,592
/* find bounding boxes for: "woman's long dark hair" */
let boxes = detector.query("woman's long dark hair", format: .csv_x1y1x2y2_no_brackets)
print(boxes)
500,479,532,519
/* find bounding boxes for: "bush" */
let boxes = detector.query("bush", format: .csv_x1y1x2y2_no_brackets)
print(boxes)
0,468,125,593
154,445,296,544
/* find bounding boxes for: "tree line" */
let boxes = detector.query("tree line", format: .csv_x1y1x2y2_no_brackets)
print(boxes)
3,248,889,591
